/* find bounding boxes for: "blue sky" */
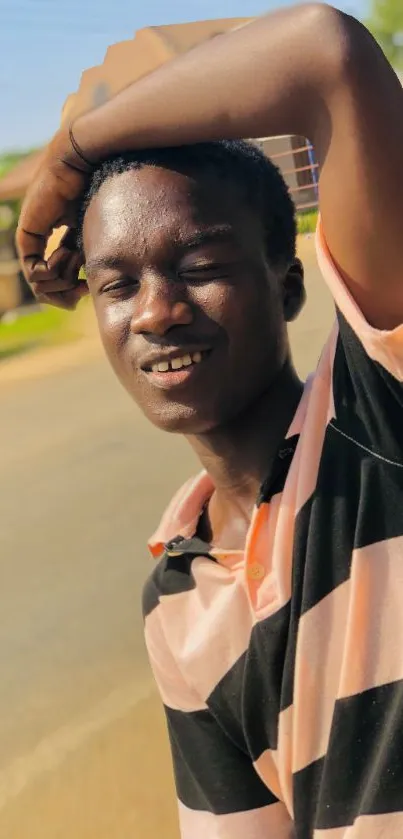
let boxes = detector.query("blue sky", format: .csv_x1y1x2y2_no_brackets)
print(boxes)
0,0,368,153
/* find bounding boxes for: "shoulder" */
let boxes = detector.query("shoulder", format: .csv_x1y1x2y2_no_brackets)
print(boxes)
143,536,215,619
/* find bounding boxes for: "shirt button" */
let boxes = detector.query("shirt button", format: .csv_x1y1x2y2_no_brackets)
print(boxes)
247,562,265,581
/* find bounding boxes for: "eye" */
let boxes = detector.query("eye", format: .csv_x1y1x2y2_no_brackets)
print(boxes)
178,264,229,283
100,277,139,297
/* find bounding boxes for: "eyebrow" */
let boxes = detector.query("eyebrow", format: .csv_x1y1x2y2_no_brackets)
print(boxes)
179,225,235,251
85,255,124,276
85,224,235,276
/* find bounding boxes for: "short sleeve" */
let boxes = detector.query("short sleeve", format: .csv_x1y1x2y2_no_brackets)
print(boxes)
315,219,403,463
316,218,403,382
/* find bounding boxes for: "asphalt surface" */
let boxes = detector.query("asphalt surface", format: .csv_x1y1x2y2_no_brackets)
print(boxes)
0,243,334,838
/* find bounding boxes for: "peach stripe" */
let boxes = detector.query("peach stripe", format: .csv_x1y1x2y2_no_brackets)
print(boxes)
178,799,295,839
287,536,403,773
337,535,403,699
291,328,337,518
292,581,350,772
316,219,403,381
148,470,214,554
249,338,337,619
276,703,296,816
253,748,282,802
248,495,294,617
144,607,206,712
314,810,403,837
158,557,254,703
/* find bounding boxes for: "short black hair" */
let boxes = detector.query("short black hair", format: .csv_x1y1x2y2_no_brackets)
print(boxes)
79,139,296,268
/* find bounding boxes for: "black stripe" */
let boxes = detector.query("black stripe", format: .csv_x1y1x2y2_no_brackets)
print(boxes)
292,426,361,616
165,705,278,815
208,601,292,757
142,568,161,618
335,313,403,467
329,424,403,549
292,755,325,838
292,419,403,621
142,540,215,618
257,435,299,506
293,680,403,833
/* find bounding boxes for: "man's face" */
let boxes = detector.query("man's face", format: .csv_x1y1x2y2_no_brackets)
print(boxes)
83,164,294,434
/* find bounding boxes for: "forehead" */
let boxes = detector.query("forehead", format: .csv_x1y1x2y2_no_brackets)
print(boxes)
82,165,256,262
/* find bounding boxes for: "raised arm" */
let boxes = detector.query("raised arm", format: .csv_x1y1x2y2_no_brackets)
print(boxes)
17,3,403,327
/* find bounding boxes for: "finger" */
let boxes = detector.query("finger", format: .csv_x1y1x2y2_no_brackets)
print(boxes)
65,251,84,286
47,245,77,273
60,226,79,252
29,255,70,286
16,188,66,274
16,224,48,277
31,277,81,295
17,184,79,255
18,229,68,279
49,249,83,291
17,231,47,278
35,287,83,311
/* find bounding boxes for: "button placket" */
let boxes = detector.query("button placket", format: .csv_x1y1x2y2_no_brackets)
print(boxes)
247,562,265,581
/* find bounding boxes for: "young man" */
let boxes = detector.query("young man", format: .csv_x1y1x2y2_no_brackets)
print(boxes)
17,3,403,837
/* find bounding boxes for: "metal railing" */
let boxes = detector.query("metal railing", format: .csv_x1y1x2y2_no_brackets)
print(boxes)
261,138,319,212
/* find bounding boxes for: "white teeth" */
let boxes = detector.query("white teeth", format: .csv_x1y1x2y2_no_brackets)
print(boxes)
171,357,183,370
150,351,205,373
152,361,170,373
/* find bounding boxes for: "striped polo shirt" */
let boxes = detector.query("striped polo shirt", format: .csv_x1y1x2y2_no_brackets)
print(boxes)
143,222,403,838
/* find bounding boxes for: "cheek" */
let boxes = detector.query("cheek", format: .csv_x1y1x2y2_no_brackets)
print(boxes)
192,282,234,324
93,298,132,364
194,274,280,347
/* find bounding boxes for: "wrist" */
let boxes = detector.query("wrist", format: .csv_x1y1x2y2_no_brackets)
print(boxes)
48,124,96,175
69,111,108,166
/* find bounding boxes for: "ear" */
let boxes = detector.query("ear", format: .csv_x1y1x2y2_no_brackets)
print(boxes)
282,258,306,322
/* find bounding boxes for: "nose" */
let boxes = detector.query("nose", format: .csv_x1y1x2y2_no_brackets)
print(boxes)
130,274,193,337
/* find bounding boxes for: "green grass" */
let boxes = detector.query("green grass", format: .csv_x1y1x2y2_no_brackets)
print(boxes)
297,209,318,236
0,305,79,361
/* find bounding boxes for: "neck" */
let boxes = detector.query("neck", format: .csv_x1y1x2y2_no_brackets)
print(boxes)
187,358,303,517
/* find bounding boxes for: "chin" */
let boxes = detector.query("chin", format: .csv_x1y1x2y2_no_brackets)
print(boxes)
137,400,226,435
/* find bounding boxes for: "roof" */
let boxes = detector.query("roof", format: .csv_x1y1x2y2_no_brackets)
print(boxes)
151,17,251,55
65,17,251,120
0,16,251,201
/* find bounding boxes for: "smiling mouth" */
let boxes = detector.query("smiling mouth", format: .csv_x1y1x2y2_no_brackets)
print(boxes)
143,349,211,374
143,350,212,389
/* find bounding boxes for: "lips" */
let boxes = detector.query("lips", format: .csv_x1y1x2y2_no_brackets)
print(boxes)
150,350,203,373
140,346,211,372
142,349,212,390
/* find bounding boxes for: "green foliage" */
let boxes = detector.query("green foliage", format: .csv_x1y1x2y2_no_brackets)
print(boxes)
367,0,403,69
0,149,38,178
297,209,318,236
0,150,35,230
0,305,78,361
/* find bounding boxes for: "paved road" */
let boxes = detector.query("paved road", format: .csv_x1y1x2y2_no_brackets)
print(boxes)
0,245,334,839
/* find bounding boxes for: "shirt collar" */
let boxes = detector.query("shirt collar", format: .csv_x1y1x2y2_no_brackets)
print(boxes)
148,470,214,559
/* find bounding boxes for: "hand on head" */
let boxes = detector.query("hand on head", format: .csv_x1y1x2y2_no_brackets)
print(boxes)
15,127,92,309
